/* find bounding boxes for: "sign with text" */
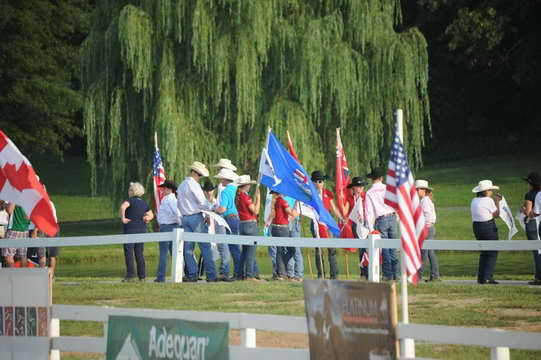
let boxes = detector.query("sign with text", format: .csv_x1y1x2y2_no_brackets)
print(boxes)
303,280,398,360
106,315,229,360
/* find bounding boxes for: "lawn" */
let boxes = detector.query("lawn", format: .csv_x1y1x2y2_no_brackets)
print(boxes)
26,151,541,359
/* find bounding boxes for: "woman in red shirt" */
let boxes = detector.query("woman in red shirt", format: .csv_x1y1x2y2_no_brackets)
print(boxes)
235,175,260,280
269,191,297,273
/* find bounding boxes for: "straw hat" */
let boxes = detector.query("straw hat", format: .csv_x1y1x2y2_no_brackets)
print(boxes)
415,179,433,191
213,158,237,171
214,168,238,182
188,161,209,177
237,175,257,186
472,180,499,193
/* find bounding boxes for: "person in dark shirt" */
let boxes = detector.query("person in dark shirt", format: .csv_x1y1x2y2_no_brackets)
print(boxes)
119,182,154,282
522,172,541,285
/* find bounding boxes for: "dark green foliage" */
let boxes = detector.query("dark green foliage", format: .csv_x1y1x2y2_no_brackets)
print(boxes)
0,0,91,155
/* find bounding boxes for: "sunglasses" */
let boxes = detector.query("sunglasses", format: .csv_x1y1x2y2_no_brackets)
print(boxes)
315,180,325,184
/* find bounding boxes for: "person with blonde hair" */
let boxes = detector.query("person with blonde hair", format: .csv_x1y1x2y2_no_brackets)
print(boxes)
119,182,153,282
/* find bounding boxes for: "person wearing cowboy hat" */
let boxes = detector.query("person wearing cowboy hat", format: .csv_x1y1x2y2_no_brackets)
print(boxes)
177,161,217,282
214,168,241,281
471,179,502,285
154,180,181,283
310,170,345,280
346,176,369,278
365,167,399,281
415,180,440,282
235,175,261,280
522,172,541,285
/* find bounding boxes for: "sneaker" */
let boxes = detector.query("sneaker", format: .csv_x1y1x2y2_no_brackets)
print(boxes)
182,277,198,283
528,280,541,285
153,278,164,283
218,276,234,282
289,277,303,282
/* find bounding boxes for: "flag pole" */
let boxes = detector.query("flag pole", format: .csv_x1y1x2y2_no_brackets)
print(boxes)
154,131,158,150
396,109,415,358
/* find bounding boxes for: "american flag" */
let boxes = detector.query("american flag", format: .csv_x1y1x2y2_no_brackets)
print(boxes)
384,127,427,284
152,147,167,213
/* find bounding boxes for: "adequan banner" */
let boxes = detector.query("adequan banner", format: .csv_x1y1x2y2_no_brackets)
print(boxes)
106,316,229,360
303,280,398,360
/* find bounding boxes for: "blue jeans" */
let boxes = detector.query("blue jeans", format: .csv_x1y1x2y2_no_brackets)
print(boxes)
225,215,241,278
182,213,216,281
525,220,541,280
272,225,296,269
215,224,230,277
268,246,285,277
239,220,259,278
155,224,180,282
375,214,399,280
473,220,498,282
420,226,439,280
287,218,303,278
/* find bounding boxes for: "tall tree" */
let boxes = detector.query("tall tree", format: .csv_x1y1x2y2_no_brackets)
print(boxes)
82,0,430,199
0,0,91,156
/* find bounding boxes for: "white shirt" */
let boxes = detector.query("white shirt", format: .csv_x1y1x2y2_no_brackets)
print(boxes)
157,193,181,225
534,192,541,215
471,197,497,222
177,177,212,216
349,194,365,223
365,182,395,231
420,196,436,225
0,209,9,225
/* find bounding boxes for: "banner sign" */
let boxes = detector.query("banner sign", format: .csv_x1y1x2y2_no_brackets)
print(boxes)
106,316,229,360
303,280,398,360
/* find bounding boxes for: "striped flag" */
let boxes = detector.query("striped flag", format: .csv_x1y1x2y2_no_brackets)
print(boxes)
152,147,167,213
384,127,427,284
0,131,58,236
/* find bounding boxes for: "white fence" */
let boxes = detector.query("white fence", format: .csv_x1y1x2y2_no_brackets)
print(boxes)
1,231,541,359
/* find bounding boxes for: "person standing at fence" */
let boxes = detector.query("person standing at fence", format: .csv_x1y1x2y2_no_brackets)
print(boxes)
177,162,217,282
285,197,303,281
471,180,501,285
346,177,368,278
215,168,240,281
268,191,297,272
119,182,154,282
311,170,344,279
365,167,399,281
213,159,240,281
2,204,30,268
524,172,541,285
154,180,181,283
416,180,441,282
0,200,9,239
236,175,261,281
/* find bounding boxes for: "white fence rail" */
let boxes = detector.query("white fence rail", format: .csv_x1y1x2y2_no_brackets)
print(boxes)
42,305,541,360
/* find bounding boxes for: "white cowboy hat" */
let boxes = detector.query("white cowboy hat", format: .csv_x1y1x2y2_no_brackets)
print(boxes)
237,175,257,186
472,180,499,193
415,179,433,191
213,158,237,171
188,161,209,177
214,168,238,182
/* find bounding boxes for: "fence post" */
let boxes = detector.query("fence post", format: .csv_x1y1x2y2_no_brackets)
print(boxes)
491,347,510,360
368,233,380,282
240,328,257,348
171,228,184,283
50,318,60,360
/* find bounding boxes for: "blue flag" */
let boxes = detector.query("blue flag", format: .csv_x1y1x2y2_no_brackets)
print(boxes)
259,131,340,236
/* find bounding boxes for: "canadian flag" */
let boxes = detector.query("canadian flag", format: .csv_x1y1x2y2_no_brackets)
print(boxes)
0,131,59,236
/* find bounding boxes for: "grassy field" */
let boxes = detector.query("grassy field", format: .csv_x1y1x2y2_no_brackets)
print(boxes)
26,152,541,359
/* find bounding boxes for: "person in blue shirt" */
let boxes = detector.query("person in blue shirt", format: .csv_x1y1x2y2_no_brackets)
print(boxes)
215,168,241,280
284,196,303,281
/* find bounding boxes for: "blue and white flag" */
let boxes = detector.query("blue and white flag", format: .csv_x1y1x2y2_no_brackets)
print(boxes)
258,130,339,236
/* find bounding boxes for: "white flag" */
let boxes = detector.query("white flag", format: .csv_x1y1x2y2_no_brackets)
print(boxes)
499,196,518,240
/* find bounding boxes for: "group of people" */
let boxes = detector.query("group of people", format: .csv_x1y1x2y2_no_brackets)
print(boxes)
0,200,59,277
119,158,444,283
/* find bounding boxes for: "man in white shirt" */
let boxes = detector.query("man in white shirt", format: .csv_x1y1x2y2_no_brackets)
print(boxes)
177,162,216,282
0,200,9,238
154,180,182,282
365,167,398,281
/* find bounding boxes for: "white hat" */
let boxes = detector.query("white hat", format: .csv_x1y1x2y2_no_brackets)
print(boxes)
213,158,237,171
415,179,433,191
237,175,257,186
188,161,209,177
472,180,499,193
214,168,238,182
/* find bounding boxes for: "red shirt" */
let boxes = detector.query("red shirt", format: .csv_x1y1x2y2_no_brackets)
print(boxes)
273,197,290,225
321,188,334,210
236,191,257,221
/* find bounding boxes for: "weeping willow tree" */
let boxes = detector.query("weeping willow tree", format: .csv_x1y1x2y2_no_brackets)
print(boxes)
82,0,430,200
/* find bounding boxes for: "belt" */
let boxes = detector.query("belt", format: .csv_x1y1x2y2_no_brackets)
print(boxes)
376,213,395,221
160,223,178,226
226,214,239,218
271,224,289,228
240,219,257,223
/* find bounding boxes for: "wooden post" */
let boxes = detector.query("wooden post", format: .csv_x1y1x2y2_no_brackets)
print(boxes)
491,347,510,360
171,228,184,283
